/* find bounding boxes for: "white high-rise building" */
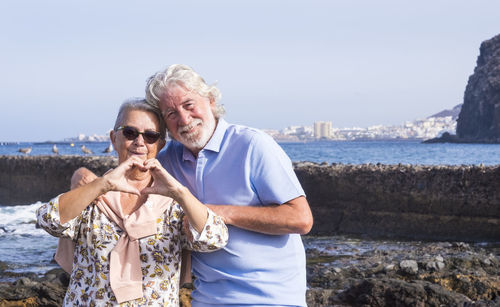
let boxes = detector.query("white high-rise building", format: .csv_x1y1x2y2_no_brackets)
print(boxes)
314,121,332,139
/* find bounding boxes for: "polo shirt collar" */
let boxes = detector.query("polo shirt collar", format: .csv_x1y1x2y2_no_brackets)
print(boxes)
181,119,229,161
204,118,228,153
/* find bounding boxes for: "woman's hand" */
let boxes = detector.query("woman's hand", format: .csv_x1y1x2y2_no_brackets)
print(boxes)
102,156,145,195
141,159,184,199
141,159,208,233
59,157,145,223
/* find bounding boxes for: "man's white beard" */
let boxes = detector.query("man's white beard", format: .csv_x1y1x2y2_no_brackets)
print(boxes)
176,117,216,152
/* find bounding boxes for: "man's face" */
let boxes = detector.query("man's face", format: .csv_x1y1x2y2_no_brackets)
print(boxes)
159,84,217,155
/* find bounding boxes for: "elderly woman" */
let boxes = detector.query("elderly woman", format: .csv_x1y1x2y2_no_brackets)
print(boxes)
36,99,228,306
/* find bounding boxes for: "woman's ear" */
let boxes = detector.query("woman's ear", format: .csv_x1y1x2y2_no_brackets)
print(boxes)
158,138,166,151
110,130,117,147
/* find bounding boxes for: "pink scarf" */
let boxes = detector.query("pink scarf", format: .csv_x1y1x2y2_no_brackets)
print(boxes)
55,191,173,303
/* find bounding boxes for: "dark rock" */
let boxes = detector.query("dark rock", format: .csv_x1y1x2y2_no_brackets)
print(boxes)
0,261,9,273
399,260,419,275
338,278,472,306
294,162,500,242
456,33,500,143
305,288,338,307
304,237,500,305
0,277,65,306
0,155,117,205
422,131,461,143
43,268,70,287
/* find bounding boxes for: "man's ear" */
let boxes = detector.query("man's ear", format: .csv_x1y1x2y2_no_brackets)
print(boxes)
209,95,216,107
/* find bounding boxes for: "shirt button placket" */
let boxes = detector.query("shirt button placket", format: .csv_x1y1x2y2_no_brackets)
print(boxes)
195,151,207,202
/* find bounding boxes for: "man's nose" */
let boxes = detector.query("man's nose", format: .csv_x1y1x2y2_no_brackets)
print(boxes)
178,109,192,125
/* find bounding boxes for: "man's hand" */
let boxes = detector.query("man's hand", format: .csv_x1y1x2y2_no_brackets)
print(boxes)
70,167,98,190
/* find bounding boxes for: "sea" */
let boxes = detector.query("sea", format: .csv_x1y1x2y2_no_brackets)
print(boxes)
1,140,499,282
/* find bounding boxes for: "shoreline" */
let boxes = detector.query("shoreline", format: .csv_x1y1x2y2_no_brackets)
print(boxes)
1,236,499,306
0,155,499,305
1,155,499,242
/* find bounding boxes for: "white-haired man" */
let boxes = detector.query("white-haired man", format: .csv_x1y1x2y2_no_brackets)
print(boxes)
146,64,313,306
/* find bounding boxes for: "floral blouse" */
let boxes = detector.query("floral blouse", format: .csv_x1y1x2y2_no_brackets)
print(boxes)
37,196,228,306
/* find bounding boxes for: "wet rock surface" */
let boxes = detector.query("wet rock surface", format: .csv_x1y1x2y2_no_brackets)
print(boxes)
1,238,499,306
304,237,500,306
0,269,68,306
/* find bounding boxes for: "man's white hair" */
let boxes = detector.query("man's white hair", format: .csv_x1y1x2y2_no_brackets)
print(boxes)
145,64,225,119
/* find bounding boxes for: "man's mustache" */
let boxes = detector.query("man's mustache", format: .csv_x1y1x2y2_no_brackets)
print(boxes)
178,119,203,134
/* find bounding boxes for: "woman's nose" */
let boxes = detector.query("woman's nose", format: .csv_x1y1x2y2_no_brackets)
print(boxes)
133,133,146,145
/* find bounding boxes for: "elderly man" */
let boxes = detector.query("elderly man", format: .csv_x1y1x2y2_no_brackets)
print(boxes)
145,64,313,306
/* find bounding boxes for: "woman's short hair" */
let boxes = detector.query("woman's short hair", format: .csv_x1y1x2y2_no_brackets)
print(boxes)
114,98,167,139
145,64,225,119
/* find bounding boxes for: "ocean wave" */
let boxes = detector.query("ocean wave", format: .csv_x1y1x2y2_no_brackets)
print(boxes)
0,202,47,236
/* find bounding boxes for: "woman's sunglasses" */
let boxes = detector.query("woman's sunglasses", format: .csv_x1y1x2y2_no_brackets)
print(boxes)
116,126,162,144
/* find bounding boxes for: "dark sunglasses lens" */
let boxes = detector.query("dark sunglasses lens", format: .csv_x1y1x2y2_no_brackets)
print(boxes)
143,131,161,143
122,127,139,140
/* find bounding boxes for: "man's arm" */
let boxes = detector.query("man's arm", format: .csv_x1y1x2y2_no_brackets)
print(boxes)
206,196,313,235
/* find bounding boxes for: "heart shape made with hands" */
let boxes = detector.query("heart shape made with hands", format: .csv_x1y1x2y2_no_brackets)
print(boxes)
103,156,182,199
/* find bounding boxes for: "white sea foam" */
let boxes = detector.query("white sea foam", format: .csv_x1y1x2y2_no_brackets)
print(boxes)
0,202,48,236
0,202,59,280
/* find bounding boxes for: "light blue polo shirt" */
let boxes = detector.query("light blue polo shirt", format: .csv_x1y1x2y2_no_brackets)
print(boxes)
157,119,307,306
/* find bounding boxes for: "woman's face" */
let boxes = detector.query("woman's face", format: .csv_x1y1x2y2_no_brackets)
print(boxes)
111,109,165,163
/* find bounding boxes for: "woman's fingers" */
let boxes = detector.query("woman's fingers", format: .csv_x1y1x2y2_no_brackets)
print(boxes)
140,159,183,197
143,158,162,172
102,157,148,194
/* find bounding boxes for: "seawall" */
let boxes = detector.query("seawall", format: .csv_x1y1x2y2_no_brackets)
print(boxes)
1,156,499,241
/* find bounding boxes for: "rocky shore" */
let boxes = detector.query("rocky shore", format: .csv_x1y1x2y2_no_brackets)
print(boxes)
1,238,499,306
305,238,500,306
1,156,499,305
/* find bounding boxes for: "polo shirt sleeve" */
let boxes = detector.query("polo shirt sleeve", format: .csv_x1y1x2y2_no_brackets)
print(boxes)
248,131,305,206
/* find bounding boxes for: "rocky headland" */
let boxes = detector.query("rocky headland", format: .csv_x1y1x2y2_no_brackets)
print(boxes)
0,156,499,305
427,33,500,144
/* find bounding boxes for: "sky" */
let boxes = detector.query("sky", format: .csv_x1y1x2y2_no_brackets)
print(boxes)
1,1,500,142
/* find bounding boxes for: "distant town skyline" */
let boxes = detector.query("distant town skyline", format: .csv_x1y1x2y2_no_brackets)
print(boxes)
2,1,500,142
64,105,458,143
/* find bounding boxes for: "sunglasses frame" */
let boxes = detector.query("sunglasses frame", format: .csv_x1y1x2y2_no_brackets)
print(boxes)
116,126,162,144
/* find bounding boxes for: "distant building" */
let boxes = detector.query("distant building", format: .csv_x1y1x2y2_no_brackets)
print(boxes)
314,121,333,139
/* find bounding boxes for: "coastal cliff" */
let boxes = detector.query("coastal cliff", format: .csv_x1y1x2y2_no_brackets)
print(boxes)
456,33,500,142
1,156,498,242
